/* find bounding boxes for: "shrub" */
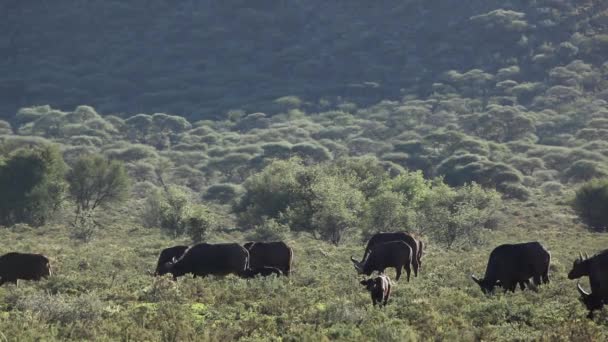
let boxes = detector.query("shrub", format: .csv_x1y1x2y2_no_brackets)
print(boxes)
144,186,217,241
67,154,130,216
418,182,500,248
203,183,243,204
572,178,608,231
0,145,67,226
248,217,290,241
563,160,608,183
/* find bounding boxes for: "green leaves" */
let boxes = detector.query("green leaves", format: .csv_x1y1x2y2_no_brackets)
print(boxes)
572,178,608,231
0,145,67,226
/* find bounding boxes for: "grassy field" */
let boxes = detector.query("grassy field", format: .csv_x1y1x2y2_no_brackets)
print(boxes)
0,201,606,341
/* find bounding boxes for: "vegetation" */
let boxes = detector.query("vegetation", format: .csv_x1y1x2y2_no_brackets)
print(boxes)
0,0,608,340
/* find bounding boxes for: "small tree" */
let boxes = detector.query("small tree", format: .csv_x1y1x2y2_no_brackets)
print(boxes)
144,186,217,242
67,154,130,219
418,182,500,248
0,145,67,226
572,179,608,231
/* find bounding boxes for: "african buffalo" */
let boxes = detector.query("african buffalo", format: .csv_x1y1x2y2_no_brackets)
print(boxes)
154,245,188,276
576,281,604,318
471,241,551,294
0,252,52,286
351,241,413,281
243,241,293,276
162,243,249,280
568,250,608,318
240,266,283,279
362,232,422,277
360,274,392,306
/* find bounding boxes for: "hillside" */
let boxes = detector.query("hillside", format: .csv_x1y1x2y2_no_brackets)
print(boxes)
2,1,608,340
2,0,608,119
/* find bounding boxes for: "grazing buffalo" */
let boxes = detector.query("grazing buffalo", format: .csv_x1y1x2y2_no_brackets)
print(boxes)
351,241,413,281
162,243,249,280
0,252,52,286
576,281,604,319
568,250,608,318
243,241,293,276
362,232,423,277
154,245,189,276
471,241,551,294
240,266,283,279
360,274,392,306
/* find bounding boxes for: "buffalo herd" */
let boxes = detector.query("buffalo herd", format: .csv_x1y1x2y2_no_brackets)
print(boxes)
1,232,606,318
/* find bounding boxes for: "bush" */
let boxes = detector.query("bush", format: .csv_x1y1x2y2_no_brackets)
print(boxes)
0,145,67,226
203,183,243,204
572,178,608,231
144,186,217,241
418,182,500,248
248,217,290,241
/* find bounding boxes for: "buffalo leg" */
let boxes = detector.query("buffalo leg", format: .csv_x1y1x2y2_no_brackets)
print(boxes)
527,280,539,292
412,259,419,278
395,267,402,281
519,281,526,291
532,275,541,286
542,271,549,284
383,286,391,306
404,263,411,282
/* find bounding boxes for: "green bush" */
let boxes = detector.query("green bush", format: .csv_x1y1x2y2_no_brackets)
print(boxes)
144,186,217,241
572,178,608,231
248,217,290,241
0,145,67,226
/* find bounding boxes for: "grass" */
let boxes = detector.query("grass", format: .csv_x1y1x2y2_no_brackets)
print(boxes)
0,201,606,341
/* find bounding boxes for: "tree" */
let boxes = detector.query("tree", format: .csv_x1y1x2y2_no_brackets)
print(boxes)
144,185,217,241
418,182,500,248
67,154,130,218
0,145,67,226
307,173,364,245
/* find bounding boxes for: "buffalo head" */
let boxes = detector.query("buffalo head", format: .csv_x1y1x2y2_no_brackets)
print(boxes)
471,275,495,294
155,257,178,276
350,256,365,275
568,252,589,279
577,281,603,319
360,279,375,291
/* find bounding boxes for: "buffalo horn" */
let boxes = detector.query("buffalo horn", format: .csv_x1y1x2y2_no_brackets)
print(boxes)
470,275,481,284
584,253,589,260
579,252,584,261
577,281,590,297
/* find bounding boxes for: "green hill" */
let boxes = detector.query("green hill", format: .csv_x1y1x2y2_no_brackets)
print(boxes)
2,1,608,120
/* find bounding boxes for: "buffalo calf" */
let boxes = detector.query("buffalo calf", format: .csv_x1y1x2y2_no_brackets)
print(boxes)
360,275,391,306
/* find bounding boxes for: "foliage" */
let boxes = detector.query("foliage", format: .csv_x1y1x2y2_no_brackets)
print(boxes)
144,186,218,242
248,217,290,242
67,154,130,216
418,182,501,248
572,178,608,231
0,144,67,226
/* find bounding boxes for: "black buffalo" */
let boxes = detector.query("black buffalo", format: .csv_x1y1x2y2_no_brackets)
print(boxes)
568,250,608,318
471,241,551,294
576,281,604,319
0,252,52,286
240,266,283,279
243,241,293,276
154,245,189,276
360,274,392,306
162,243,249,280
362,232,423,277
351,241,413,281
